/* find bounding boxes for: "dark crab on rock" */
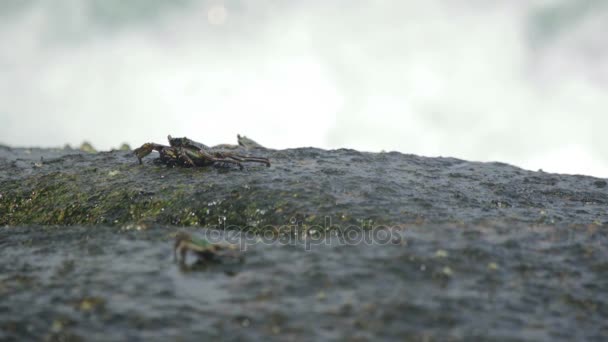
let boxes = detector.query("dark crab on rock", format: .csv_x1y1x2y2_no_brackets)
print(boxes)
134,135,270,170
173,231,240,264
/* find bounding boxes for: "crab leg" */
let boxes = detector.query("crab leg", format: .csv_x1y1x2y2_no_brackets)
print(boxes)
227,153,271,167
213,152,270,167
194,149,244,170
175,147,196,167
174,232,212,262
174,240,212,263
214,158,244,170
134,143,169,164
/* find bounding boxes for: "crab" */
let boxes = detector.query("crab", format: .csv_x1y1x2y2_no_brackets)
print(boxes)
237,134,265,149
173,231,238,264
211,134,266,150
134,135,270,170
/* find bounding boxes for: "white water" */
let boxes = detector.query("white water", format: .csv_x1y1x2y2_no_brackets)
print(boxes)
1,0,607,176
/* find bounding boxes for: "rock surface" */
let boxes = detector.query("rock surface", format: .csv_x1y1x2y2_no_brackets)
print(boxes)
1,146,607,229
1,146,607,341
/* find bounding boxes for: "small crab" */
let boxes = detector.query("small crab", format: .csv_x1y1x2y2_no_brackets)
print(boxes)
237,134,266,149
134,135,270,170
173,231,237,264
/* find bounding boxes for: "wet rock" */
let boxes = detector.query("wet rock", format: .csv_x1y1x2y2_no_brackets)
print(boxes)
1,224,607,340
0,148,606,229
1,147,607,341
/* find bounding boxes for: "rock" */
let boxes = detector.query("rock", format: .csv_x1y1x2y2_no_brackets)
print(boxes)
0,148,607,229
118,143,131,151
79,141,96,153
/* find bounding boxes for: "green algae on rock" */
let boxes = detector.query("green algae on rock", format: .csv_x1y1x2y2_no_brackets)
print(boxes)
1,147,607,230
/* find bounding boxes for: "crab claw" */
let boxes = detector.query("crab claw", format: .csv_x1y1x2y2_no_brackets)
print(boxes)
134,143,155,164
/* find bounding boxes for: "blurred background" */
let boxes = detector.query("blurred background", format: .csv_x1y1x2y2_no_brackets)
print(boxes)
0,0,606,176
